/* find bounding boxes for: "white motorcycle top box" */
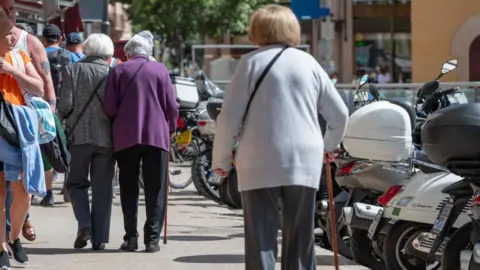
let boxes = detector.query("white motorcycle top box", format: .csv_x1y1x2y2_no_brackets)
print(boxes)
343,101,413,162
172,76,199,109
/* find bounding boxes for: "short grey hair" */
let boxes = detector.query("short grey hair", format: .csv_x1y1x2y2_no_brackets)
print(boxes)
124,30,154,58
83,33,114,58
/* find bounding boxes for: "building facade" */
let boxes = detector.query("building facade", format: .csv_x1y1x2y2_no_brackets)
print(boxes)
411,0,480,82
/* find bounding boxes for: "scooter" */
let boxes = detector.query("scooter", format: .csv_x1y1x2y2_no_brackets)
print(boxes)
336,59,464,269
417,102,480,270
349,60,474,269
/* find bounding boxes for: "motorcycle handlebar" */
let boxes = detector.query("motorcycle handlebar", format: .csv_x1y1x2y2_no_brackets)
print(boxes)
435,87,458,97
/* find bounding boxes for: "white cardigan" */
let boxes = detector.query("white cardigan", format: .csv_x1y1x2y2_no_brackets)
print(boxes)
212,45,349,191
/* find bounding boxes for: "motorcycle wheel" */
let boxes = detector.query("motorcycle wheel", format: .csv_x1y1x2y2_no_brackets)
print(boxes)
442,221,474,270
384,221,440,270
325,201,352,259
350,228,385,270
191,149,222,203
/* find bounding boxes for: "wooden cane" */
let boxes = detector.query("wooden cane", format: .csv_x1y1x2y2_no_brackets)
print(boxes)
325,160,340,270
163,152,170,245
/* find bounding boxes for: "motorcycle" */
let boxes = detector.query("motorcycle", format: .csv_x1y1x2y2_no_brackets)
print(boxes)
190,76,226,203
329,60,462,269
348,60,473,269
410,101,480,270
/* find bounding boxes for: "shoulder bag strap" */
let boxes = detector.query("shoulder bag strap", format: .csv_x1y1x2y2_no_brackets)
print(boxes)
67,74,109,139
241,46,288,125
117,59,150,107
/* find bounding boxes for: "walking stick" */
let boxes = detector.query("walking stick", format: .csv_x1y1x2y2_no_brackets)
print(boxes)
163,151,170,245
325,158,340,270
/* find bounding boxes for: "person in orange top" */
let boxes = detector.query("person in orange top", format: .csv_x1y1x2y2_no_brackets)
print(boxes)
0,9,43,268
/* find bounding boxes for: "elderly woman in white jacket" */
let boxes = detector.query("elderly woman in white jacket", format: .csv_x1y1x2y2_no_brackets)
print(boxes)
212,4,349,270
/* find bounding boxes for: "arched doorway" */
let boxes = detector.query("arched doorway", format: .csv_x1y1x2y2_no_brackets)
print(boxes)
469,35,480,81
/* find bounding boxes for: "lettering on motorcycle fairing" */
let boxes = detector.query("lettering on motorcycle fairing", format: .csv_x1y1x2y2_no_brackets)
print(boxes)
411,203,433,209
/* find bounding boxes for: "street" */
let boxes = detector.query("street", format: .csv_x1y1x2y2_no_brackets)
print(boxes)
25,170,369,270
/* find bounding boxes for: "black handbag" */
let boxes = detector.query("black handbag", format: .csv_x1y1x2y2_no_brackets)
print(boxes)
40,114,71,173
0,91,20,147
218,168,242,209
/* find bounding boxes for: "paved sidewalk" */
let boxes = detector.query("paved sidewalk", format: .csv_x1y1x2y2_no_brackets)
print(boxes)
24,182,368,270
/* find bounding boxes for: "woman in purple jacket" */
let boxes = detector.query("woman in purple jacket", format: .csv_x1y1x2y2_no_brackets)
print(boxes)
103,31,179,253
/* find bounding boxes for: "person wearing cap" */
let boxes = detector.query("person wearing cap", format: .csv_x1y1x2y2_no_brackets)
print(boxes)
66,32,85,63
40,24,74,208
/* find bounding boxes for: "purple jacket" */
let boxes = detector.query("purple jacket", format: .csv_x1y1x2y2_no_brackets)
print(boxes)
104,55,179,152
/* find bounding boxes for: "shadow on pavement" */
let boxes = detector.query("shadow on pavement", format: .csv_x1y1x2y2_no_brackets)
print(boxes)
24,247,122,255
226,233,244,238
167,235,231,241
174,254,244,263
219,213,242,218
168,191,199,197
173,254,358,265
168,197,207,202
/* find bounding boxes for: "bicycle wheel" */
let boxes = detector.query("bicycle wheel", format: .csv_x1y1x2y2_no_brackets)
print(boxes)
168,169,193,189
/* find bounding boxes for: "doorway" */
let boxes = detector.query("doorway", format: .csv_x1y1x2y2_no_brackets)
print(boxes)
469,35,480,81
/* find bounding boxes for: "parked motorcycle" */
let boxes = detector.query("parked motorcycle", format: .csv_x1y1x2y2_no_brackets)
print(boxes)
169,74,223,189
344,60,473,269
328,60,461,269
411,101,480,270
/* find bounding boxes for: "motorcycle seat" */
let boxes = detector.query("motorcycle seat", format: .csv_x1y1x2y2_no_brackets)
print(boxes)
414,150,445,173
387,97,416,130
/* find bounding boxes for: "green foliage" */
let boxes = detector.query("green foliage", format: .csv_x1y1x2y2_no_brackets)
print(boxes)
119,0,277,69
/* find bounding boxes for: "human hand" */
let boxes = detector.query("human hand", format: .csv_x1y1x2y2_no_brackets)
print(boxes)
214,168,228,177
0,58,16,75
324,152,338,164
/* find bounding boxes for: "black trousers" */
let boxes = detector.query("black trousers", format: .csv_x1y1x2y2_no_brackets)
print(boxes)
116,144,168,245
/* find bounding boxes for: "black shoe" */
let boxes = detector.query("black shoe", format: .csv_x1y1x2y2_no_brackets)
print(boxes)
7,238,28,265
145,244,160,253
39,193,54,207
74,229,91,249
0,250,10,270
92,243,105,251
120,238,138,252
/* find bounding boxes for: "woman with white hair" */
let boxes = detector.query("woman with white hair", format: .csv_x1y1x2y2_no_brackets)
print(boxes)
104,31,178,253
58,33,116,251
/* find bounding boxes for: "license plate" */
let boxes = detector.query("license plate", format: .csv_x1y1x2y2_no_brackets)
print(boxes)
176,130,193,148
368,209,383,240
432,202,453,233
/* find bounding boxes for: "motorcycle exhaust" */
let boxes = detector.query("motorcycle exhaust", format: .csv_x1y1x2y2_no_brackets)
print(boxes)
343,203,383,230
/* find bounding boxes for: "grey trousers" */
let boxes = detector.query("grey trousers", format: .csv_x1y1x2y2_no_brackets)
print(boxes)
66,144,115,243
241,186,316,270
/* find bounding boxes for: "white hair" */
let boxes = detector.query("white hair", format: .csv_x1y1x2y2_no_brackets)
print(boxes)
124,30,154,58
83,33,114,58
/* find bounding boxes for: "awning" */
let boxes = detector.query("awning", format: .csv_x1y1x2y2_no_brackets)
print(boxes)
15,0,76,22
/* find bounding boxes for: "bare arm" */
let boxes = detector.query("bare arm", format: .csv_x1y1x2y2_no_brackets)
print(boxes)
11,62,43,96
27,34,56,110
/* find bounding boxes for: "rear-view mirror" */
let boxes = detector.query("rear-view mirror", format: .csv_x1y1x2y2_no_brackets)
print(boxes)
441,59,458,74
358,75,368,89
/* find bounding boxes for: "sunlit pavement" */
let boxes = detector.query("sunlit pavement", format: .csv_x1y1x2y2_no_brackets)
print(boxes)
25,170,369,270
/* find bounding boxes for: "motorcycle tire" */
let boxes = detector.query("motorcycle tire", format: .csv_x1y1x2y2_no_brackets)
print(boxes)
384,221,438,270
325,201,352,260
442,221,474,270
191,149,222,204
350,228,385,270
